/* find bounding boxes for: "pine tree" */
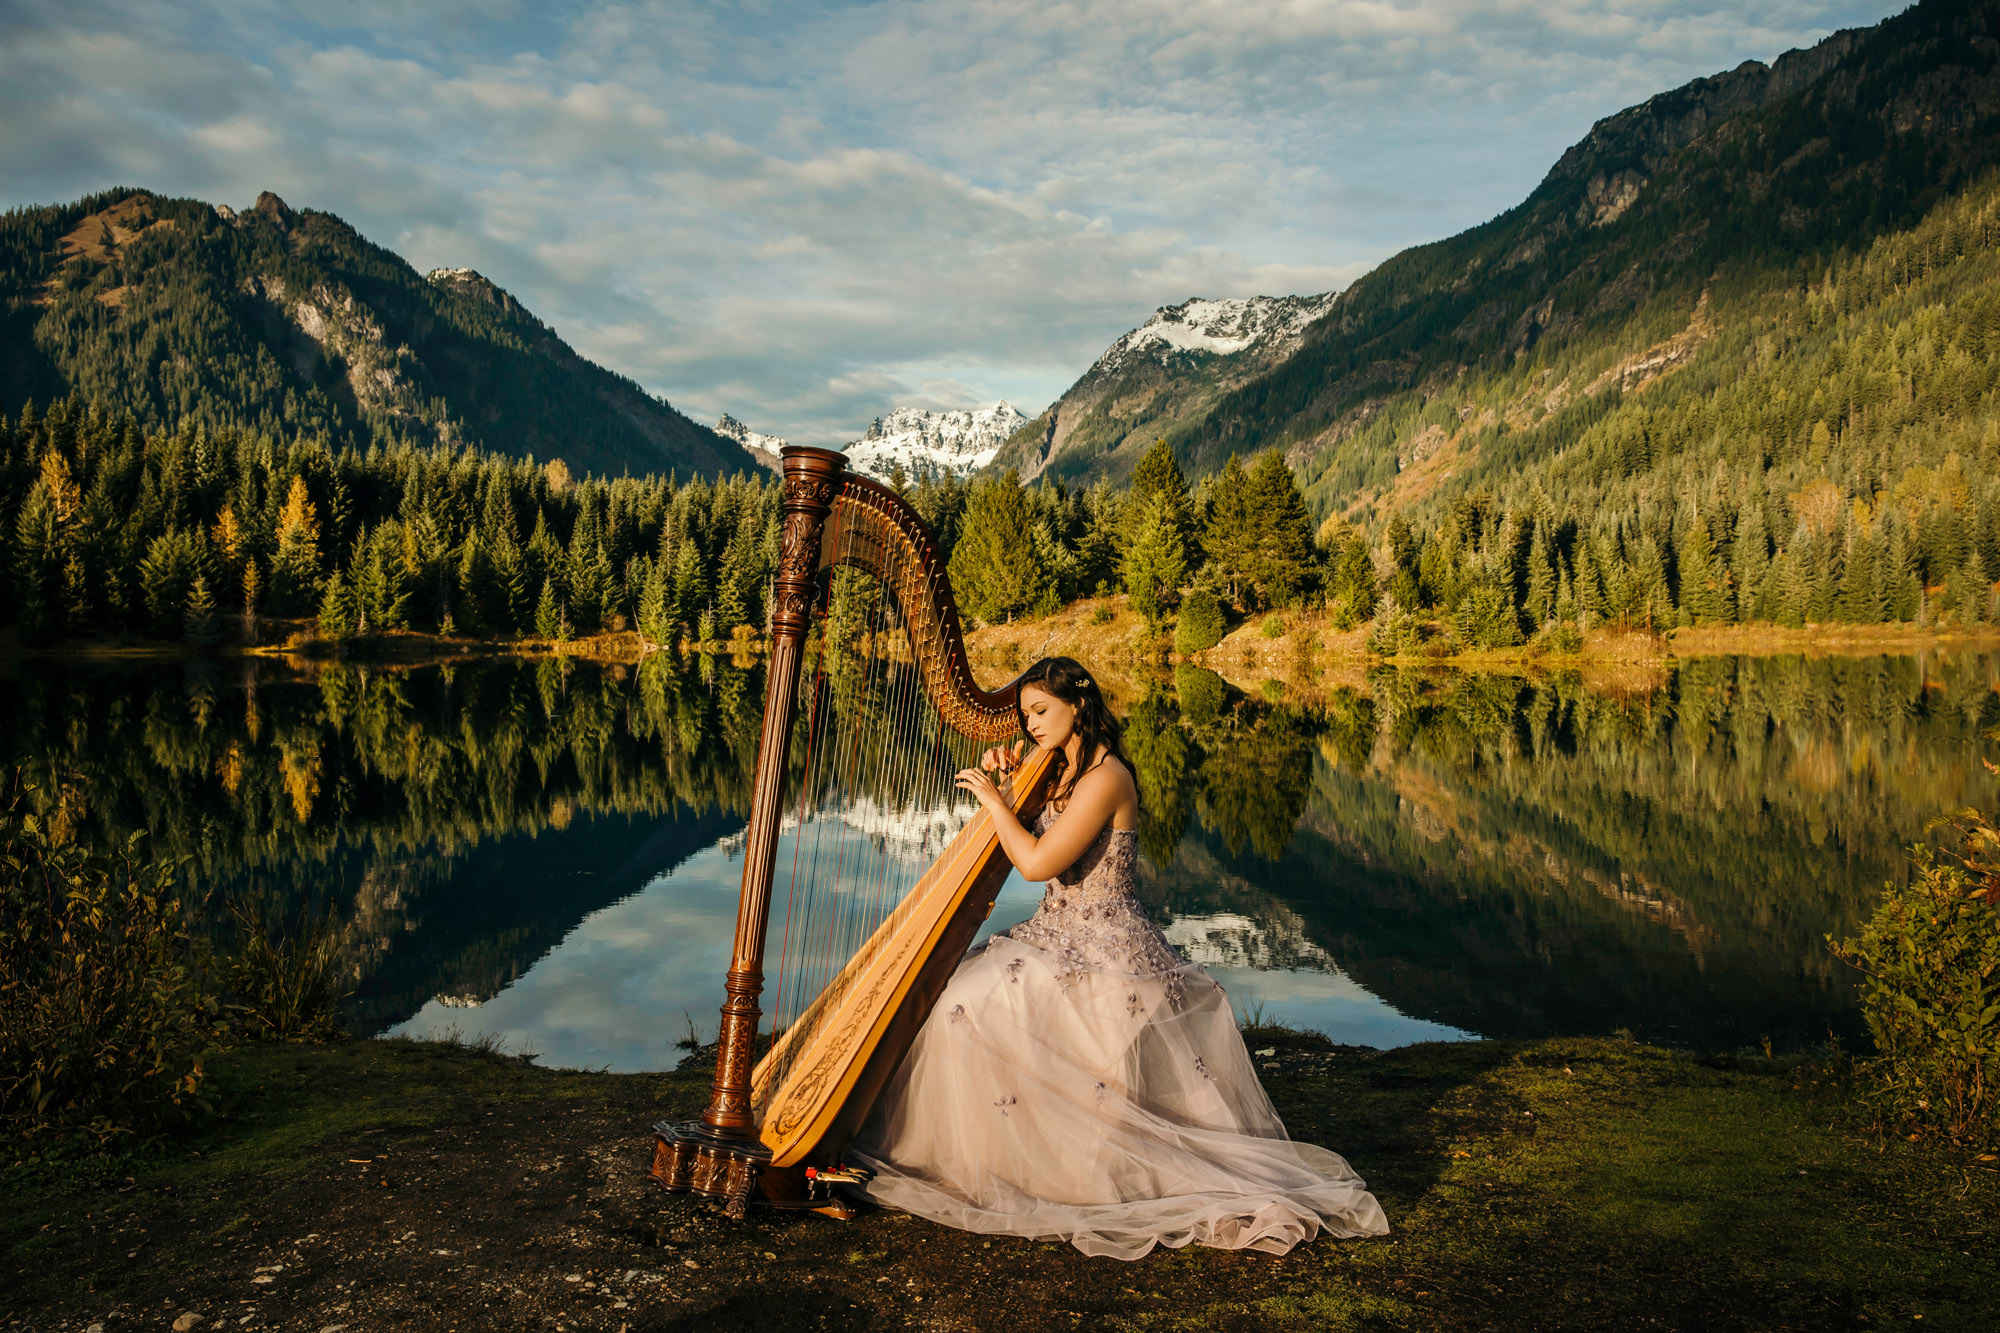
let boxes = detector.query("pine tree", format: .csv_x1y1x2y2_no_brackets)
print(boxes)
534,577,563,640
1953,550,1992,625
948,474,1055,624
1676,507,1732,626
1524,519,1556,627
637,555,672,645
670,538,706,639
182,575,220,647
1201,455,1254,603
1242,451,1316,610
317,568,358,639
1734,502,1771,620
1882,521,1922,622
1334,535,1377,624
1633,534,1674,631
272,476,322,615
1122,494,1188,630
1837,525,1884,623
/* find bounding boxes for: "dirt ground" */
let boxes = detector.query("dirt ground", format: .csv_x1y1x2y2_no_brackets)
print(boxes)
6,1034,1996,1333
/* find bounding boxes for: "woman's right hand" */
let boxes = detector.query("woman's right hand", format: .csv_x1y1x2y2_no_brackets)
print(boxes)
980,740,1027,774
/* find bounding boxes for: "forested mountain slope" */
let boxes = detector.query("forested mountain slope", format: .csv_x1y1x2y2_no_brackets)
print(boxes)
1010,0,2000,524
0,188,751,479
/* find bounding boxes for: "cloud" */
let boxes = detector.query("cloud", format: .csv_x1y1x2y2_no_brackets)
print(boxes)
0,0,1900,445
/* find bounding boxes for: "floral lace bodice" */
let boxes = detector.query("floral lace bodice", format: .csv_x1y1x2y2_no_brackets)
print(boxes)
1000,806,1193,1006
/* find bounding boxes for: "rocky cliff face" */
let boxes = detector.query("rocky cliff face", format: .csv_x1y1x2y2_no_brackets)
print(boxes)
843,401,1031,479
991,293,1337,485
712,413,785,471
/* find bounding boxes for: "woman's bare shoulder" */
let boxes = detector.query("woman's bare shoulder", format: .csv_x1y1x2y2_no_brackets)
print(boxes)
1076,750,1138,801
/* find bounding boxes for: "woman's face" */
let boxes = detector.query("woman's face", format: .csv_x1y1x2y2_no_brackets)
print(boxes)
1019,685,1078,752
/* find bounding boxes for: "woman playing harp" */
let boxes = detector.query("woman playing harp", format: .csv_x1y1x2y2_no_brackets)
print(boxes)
851,656,1388,1260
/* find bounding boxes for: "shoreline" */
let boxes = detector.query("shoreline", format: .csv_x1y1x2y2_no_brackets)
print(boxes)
4,1033,1993,1331
5,605,1996,682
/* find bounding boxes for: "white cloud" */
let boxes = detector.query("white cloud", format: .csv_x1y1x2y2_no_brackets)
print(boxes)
0,0,1901,446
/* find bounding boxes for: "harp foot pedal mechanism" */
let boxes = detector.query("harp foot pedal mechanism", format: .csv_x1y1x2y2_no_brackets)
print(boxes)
804,1164,875,1220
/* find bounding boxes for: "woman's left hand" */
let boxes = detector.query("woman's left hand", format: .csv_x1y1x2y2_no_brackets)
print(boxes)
954,767,1003,808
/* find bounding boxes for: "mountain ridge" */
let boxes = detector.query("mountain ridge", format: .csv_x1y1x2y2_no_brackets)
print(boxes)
0,188,753,479
992,292,1336,485
845,400,1030,479
994,0,2000,522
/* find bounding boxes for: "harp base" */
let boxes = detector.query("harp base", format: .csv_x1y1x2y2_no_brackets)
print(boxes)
649,1122,870,1221
649,1121,768,1220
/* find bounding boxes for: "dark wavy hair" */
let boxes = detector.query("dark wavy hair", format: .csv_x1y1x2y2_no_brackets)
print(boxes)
1015,657,1128,805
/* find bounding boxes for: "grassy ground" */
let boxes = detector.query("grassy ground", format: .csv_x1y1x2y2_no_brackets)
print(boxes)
5,1033,1995,1332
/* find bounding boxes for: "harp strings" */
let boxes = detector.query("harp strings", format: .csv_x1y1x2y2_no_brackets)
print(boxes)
763,501,987,1100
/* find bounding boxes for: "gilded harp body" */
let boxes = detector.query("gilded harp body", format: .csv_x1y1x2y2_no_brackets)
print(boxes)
651,447,1055,1216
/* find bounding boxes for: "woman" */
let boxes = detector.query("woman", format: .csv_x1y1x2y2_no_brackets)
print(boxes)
853,657,1387,1259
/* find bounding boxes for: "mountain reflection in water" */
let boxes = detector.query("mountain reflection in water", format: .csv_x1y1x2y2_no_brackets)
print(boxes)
2,649,1991,1067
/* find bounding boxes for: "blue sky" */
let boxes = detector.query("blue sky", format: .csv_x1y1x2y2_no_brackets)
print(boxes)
0,0,1905,445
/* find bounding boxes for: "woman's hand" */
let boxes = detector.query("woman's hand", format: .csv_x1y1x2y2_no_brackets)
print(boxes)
979,740,1027,774
955,767,1005,810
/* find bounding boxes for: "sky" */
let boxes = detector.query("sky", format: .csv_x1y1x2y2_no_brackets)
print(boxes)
0,0,1907,446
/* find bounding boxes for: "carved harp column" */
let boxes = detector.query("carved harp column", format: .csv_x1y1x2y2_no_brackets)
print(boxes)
698,449,842,1139
653,446,1050,1219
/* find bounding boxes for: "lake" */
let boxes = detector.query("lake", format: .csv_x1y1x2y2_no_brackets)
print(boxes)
4,648,1992,1070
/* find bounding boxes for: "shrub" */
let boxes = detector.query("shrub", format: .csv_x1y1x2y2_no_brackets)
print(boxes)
1366,595,1424,656
224,900,347,1043
1830,811,2000,1142
1174,589,1227,654
1451,583,1524,649
1089,604,1115,626
0,781,219,1150
1260,614,1288,639
1531,621,1584,655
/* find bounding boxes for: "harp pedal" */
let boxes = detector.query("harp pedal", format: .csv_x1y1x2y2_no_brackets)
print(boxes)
804,1164,874,1219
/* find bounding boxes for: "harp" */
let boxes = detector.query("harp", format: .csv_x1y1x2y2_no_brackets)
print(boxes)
650,446,1057,1218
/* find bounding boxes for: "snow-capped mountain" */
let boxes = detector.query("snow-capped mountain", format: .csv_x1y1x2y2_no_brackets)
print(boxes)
1092,294,1337,378
988,292,1338,485
714,413,786,470
842,401,1031,479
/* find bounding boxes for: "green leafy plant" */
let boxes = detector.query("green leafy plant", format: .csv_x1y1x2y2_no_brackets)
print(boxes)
0,778,219,1151
1829,809,2000,1142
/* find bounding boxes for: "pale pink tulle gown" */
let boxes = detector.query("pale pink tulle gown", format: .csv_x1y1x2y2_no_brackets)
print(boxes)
852,806,1389,1260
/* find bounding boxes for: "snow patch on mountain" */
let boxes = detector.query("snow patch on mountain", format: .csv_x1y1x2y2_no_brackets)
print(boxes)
1094,294,1337,377
843,401,1030,479
714,413,788,463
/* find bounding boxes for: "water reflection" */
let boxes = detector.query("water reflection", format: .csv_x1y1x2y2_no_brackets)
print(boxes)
2,648,1991,1065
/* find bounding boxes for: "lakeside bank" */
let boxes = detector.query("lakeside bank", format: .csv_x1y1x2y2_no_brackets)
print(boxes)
5,1033,1995,1333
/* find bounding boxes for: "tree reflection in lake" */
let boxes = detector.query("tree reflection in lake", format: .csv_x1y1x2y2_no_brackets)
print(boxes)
1,649,1992,1060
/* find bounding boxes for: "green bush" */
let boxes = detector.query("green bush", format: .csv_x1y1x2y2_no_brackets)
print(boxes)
1174,589,1227,654
1531,621,1585,655
1451,584,1524,649
1260,614,1288,639
1089,604,1115,626
1366,596,1425,656
1830,812,2000,1142
0,784,219,1151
